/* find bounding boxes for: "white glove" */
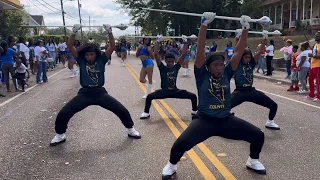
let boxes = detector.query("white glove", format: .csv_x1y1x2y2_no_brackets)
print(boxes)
235,29,242,39
156,35,163,43
103,24,112,33
72,24,82,33
201,12,216,26
262,30,268,39
240,15,251,29
181,35,188,43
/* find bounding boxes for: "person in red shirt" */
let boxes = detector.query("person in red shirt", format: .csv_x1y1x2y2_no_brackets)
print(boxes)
287,45,299,91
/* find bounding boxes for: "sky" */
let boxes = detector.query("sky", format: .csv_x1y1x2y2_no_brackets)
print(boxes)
20,0,135,36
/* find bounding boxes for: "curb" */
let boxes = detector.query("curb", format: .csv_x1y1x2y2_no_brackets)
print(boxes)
254,74,291,86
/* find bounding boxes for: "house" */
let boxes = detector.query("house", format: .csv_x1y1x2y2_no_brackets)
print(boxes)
23,15,46,36
0,0,22,10
260,0,320,34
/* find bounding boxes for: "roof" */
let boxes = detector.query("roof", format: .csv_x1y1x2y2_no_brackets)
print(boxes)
23,15,40,26
0,0,23,9
30,15,44,25
260,0,289,7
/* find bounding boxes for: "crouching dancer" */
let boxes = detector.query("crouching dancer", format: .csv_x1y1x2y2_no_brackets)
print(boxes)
161,13,266,179
140,35,198,119
50,24,141,146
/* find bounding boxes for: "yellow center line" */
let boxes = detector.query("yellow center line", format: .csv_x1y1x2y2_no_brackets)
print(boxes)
125,65,216,180
126,63,236,180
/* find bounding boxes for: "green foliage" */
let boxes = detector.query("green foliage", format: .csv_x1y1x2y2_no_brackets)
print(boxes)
47,27,72,36
116,0,250,37
0,9,29,39
240,0,263,18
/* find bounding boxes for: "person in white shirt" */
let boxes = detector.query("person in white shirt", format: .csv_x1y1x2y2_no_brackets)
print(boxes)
58,40,67,67
13,59,29,92
265,39,275,76
17,37,30,67
34,40,48,84
296,42,311,94
283,39,293,79
47,40,57,69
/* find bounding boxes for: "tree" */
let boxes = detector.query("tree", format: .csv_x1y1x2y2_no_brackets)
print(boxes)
0,10,29,40
116,0,236,38
47,27,72,36
241,0,264,19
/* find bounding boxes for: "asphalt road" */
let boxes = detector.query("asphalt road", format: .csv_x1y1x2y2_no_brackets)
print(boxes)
0,53,319,180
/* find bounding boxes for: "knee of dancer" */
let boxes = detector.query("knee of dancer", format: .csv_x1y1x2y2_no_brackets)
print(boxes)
253,129,265,143
270,101,278,111
172,137,194,152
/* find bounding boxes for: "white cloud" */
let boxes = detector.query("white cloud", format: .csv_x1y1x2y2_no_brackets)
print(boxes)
21,0,134,36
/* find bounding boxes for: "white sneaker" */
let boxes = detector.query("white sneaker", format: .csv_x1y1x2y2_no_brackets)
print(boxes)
140,112,150,119
305,95,315,100
162,162,177,179
191,110,197,115
265,120,280,130
142,94,148,99
70,70,76,78
297,90,308,94
313,98,320,102
246,157,266,175
127,127,141,139
50,133,67,146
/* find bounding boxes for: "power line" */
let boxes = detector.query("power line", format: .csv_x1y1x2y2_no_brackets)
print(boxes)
27,0,52,14
39,0,62,12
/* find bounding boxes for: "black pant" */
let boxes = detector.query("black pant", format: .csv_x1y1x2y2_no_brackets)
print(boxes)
55,87,134,134
285,60,291,76
169,113,264,164
231,88,277,120
144,89,198,113
266,56,273,75
13,72,26,91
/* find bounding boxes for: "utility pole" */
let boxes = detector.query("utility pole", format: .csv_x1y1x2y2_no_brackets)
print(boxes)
89,15,90,32
77,0,83,41
60,0,67,42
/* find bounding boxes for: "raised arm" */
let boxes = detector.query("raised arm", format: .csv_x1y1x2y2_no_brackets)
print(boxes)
229,16,250,71
194,12,216,68
103,24,115,58
178,36,188,65
154,35,163,66
69,24,82,59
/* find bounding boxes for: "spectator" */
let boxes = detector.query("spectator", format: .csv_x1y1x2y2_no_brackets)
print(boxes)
265,39,275,76
287,45,299,91
307,31,320,102
224,41,234,64
256,40,266,74
13,59,29,92
210,41,217,52
296,42,310,94
0,40,19,92
283,39,293,79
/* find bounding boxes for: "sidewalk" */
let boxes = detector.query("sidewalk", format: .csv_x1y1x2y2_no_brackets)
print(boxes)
254,70,291,85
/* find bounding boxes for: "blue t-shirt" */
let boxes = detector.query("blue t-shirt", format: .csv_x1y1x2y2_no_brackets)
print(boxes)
158,62,181,90
65,48,75,60
234,59,256,88
224,47,235,60
0,48,16,65
194,63,234,118
210,45,217,52
76,53,109,87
